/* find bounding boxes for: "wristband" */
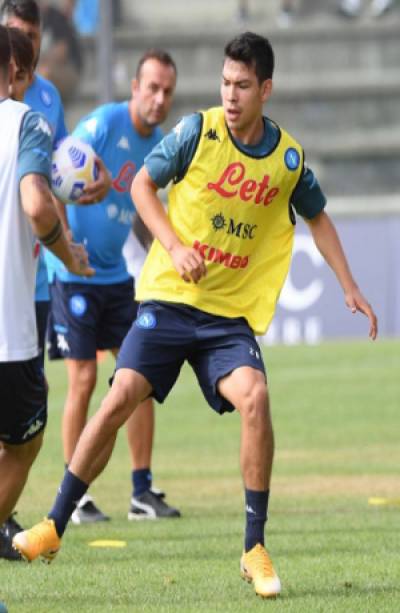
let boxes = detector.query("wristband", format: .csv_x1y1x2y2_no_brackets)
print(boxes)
39,220,63,246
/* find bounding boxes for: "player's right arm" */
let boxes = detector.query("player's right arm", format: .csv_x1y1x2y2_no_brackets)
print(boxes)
132,167,206,283
20,174,93,277
18,110,93,277
131,114,206,284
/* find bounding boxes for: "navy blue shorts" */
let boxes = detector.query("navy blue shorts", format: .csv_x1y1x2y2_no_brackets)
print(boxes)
49,277,137,360
116,301,266,414
0,357,47,445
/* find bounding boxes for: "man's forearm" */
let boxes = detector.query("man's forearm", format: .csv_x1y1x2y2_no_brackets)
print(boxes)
307,211,357,293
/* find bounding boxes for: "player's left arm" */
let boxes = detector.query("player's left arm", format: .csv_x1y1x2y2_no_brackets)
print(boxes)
306,210,378,340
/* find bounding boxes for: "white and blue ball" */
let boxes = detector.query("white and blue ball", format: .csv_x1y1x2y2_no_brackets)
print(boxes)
51,136,99,203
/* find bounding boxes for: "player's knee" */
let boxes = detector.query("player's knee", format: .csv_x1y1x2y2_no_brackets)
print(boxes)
69,362,97,396
238,380,268,427
99,383,137,430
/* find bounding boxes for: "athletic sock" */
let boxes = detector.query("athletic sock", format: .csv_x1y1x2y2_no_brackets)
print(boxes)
244,488,269,552
132,468,152,497
48,470,88,537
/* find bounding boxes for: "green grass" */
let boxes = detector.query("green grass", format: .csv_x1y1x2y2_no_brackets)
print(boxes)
1,340,400,612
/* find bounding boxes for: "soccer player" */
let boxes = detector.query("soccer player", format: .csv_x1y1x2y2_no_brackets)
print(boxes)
14,32,378,598
45,49,180,523
0,23,91,558
0,0,111,554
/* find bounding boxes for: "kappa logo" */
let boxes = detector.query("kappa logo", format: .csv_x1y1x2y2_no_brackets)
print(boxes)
35,116,52,137
249,346,260,360
117,136,130,150
57,334,70,353
136,312,157,329
22,418,44,440
84,118,98,136
204,128,220,142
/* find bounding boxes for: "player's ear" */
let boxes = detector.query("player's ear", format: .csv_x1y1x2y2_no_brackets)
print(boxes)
131,78,139,97
260,79,273,103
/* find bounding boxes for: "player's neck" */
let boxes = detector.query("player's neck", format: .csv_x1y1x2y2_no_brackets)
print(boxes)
128,100,153,137
230,116,265,146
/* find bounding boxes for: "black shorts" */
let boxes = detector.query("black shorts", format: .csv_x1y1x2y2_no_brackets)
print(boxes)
48,277,137,360
0,357,47,445
116,301,266,414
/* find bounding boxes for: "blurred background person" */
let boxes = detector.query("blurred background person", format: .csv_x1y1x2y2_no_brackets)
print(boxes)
38,0,83,104
338,0,394,17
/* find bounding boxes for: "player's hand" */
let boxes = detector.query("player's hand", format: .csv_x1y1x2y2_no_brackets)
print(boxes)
66,241,95,277
77,156,111,205
170,244,207,283
345,287,378,340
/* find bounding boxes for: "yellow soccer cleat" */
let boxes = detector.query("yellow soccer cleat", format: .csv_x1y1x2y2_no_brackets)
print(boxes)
240,543,281,598
12,518,61,563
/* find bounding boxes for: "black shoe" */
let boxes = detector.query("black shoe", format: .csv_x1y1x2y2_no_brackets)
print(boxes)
0,524,22,561
2,512,23,539
71,494,110,524
128,490,181,520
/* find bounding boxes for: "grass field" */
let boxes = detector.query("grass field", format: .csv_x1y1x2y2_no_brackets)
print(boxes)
1,339,399,612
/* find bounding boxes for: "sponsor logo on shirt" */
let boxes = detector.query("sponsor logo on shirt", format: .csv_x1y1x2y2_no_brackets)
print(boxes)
193,240,249,269
210,213,257,240
107,203,119,219
112,161,136,193
207,162,280,207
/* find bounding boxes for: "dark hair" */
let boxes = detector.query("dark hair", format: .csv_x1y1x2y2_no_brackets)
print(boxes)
0,23,11,75
224,32,274,83
136,48,177,80
8,25,33,72
0,0,40,26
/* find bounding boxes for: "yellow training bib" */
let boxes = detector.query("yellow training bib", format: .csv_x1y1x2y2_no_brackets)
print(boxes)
137,107,303,334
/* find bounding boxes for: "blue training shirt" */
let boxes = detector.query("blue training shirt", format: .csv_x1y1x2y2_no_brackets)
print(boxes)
25,74,68,301
47,101,163,284
146,113,326,220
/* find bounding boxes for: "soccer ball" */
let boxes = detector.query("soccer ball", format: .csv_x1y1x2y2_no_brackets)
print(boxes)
51,136,99,203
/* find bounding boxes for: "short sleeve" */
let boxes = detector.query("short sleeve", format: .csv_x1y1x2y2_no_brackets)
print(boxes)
145,113,202,188
73,110,108,155
291,162,327,219
17,111,53,183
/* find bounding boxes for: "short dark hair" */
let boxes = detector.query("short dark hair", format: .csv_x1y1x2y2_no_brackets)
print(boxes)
224,32,275,84
8,25,33,72
0,0,40,26
0,23,11,76
136,48,177,80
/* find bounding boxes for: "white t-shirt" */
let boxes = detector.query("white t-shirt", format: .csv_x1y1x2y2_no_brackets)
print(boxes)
0,99,52,361
123,229,147,284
